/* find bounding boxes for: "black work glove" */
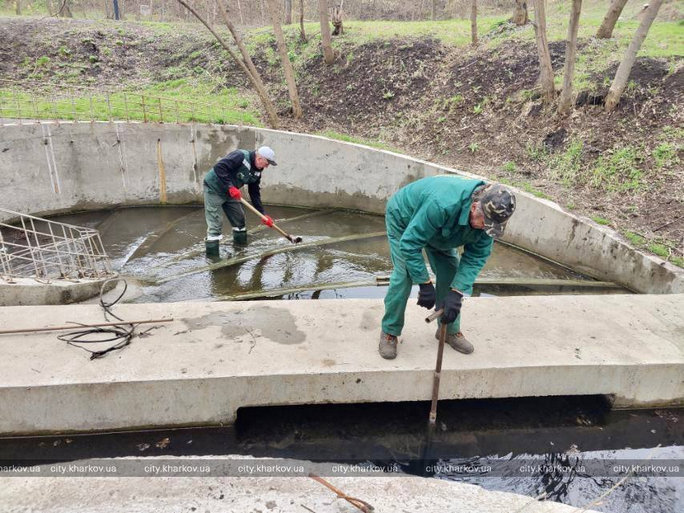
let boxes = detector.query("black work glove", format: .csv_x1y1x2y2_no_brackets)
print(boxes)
440,290,464,324
417,282,436,309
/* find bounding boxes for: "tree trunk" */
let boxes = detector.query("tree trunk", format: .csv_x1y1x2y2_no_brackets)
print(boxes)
58,0,73,17
470,0,478,45
557,0,582,116
113,0,120,20
284,0,292,24
319,0,335,65
596,0,628,39
605,0,663,112
266,0,303,118
175,0,280,128
299,0,307,42
236,0,245,25
331,1,344,36
15,0,21,15
532,0,555,103
431,0,437,20
512,0,528,25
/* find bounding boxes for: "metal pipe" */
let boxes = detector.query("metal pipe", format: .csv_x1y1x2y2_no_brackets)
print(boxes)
0,318,174,335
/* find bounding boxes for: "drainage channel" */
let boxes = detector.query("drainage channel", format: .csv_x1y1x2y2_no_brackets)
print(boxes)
0,397,681,512
44,206,630,303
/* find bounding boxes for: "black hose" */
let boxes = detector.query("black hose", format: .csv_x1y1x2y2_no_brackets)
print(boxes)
57,278,135,360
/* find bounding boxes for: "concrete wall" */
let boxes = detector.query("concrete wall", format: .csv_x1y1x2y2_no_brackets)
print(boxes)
1,121,682,294
0,276,115,306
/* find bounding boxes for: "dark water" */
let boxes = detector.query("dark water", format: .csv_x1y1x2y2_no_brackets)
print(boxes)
48,206,628,303
0,397,680,512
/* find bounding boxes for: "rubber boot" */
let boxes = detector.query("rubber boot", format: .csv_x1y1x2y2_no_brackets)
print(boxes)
233,229,247,247
205,239,220,257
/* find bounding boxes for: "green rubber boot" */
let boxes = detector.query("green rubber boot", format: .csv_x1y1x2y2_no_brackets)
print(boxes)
205,239,220,257
233,229,247,246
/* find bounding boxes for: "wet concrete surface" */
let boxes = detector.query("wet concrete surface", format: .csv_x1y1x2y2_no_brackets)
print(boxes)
46,206,627,303
0,397,680,512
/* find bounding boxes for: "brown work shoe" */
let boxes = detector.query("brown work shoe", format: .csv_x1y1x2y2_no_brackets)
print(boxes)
379,331,398,359
435,328,474,354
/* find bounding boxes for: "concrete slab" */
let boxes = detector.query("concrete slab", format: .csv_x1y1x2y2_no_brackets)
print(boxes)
0,295,682,434
0,276,116,306
0,456,599,513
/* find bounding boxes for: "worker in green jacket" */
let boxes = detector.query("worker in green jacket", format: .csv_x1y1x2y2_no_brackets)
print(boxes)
379,176,516,359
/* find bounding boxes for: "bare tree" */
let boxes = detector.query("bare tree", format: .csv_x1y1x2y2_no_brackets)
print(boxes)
512,0,528,25
266,0,303,118
319,0,335,65
175,0,280,128
284,0,293,24
332,1,344,36
558,0,582,116
532,0,555,103
15,0,21,15
605,0,663,112
596,0,628,39
470,0,478,45
432,0,437,20
55,0,73,17
299,0,307,42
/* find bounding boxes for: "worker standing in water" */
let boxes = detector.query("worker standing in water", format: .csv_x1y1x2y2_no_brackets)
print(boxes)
379,176,516,359
203,146,277,256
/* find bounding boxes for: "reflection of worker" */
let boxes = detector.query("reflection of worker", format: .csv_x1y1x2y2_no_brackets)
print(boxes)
203,146,277,256
379,176,516,360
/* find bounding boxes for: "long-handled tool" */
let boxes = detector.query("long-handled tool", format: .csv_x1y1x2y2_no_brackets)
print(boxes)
427,313,448,426
413,308,446,476
240,197,302,244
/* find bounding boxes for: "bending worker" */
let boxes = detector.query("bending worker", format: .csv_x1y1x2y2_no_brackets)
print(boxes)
203,146,277,256
379,176,516,359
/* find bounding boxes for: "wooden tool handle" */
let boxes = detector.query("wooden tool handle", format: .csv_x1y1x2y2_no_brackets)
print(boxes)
425,309,444,323
240,197,296,242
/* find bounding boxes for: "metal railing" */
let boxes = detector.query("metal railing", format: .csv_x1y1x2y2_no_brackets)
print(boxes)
0,208,113,282
0,80,249,125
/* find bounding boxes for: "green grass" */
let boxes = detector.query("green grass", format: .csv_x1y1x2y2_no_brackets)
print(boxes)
653,142,680,169
624,231,647,246
502,161,517,173
549,140,584,186
591,146,645,192
591,216,611,226
0,78,261,125
648,242,670,258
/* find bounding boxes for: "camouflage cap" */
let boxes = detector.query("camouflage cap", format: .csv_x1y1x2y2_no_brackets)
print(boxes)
478,184,516,238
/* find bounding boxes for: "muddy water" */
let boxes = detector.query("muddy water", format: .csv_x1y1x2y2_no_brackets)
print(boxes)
48,206,627,303
1,398,680,512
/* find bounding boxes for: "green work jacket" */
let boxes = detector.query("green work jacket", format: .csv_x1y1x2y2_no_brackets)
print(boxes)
386,175,493,295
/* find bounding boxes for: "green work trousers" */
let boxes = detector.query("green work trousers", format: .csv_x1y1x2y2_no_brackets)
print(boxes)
203,185,246,239
382,209,461,337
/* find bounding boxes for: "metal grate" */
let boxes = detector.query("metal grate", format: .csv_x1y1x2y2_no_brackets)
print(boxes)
0,208,113,282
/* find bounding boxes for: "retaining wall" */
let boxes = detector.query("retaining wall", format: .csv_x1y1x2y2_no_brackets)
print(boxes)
1,121,681,293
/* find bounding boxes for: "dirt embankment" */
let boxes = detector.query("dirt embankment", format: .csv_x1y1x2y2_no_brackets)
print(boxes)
1,17,682,261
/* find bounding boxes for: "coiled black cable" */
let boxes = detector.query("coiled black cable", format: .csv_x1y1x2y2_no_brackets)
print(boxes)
57,278,135,359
